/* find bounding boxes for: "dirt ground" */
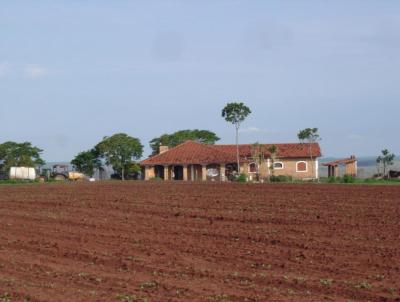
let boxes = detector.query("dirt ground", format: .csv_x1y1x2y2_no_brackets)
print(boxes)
0,182,399,302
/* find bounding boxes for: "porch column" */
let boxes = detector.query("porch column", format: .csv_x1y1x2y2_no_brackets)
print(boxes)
202,165,207,181
164,166,169,181
183,165,188,181
334,165,339,178
144,166,150,180
220,165,226,181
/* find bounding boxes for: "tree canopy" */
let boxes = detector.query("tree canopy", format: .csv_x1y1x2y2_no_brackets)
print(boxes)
221,102,251,129
71,148,101,177
96,133,143,180
0,141,45,171
377,149,396,177
221,102,251,174
297,128,320,144
149,129,220,155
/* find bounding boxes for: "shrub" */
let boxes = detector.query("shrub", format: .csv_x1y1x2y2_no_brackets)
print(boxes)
236,173,247,183
343,175,355,183
328,177,337,183
270,175,293,183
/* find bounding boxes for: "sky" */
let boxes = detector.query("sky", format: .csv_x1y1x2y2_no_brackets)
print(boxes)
0,0,399,161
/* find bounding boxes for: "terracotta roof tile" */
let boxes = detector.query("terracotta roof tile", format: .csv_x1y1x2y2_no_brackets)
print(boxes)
140,141,321,166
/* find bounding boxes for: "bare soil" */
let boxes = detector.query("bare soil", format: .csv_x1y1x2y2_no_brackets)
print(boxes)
0,182,399,301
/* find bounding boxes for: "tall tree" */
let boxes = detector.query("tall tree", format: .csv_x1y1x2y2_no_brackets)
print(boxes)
267,145,278,179
96,133,143,180
222,102,251,173
297,128,320,178
149,129,220,155
0,141,45,171
376,149,395,178
71,149,101,177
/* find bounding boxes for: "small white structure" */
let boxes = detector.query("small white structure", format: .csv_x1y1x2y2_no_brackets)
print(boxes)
9,167,36,180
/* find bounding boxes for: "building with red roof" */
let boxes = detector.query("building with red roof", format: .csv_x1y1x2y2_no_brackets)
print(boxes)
140,140,321,181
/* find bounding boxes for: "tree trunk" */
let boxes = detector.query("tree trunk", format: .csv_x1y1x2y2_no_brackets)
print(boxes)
236,125,240,175
383,162,386,178
121,166,125,181
309,143,314,180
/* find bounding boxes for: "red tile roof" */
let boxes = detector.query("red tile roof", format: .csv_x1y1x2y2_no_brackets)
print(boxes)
140,140,321,166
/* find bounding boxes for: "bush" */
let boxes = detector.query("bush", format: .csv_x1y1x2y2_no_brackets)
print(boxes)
343,174,355,183
270,175,293,183
236,173,247,183
328,176,337,183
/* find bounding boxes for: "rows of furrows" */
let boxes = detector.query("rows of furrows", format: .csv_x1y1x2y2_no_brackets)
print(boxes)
0,182,399,301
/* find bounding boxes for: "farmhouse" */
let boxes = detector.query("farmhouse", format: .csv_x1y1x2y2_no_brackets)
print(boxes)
140,140,321,181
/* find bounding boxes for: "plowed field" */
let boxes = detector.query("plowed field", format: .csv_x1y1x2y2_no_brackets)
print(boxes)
0,182,399,301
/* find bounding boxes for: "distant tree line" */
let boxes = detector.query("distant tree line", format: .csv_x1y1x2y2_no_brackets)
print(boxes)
4,101,396,182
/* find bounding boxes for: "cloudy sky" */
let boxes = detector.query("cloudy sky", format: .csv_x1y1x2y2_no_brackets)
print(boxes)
0,0,399,161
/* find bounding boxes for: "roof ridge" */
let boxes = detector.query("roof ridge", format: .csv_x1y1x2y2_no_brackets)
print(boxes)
143,140,199,162
214,142,319,146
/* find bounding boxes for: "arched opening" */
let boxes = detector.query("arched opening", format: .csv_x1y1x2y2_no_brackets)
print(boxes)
248,162,257,173
206,164,220,181
296,161,307,172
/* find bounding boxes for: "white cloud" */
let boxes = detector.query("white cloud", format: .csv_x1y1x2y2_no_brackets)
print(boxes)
24,64,48,78
0,62,9,77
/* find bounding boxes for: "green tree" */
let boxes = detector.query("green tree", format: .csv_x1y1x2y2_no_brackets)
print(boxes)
71,149,101,177
376,149,395,178
297,128,320,178
149,129,220,155
222,102,251,173
0,141,45,171
96,133,143,180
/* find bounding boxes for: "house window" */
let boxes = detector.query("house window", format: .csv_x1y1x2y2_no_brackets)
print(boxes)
273,162,284,169
296,161,307,172
249,163,257,173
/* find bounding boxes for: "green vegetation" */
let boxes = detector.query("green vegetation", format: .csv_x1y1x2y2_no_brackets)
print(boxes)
96,133,143,180
71,148,101,177
149,129,220,156
222,102,251,174
320,278,333,286
297,127,320,178
0,141,44,172
269,175,293,183
376,149,396,177
323,177,400,185
236,173,247,183
0,179,39,185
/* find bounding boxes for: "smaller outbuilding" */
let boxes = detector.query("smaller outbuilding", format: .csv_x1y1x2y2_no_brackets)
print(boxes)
322,156,357,178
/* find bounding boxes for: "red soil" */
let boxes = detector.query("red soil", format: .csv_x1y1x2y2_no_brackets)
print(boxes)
0,182,399,301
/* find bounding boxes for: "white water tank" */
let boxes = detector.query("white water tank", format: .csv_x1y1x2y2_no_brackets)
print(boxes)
9,167,36,180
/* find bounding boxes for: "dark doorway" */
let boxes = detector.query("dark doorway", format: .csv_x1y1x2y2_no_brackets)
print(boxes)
173,166,183,180
225,163,238,181
154,165,165,179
